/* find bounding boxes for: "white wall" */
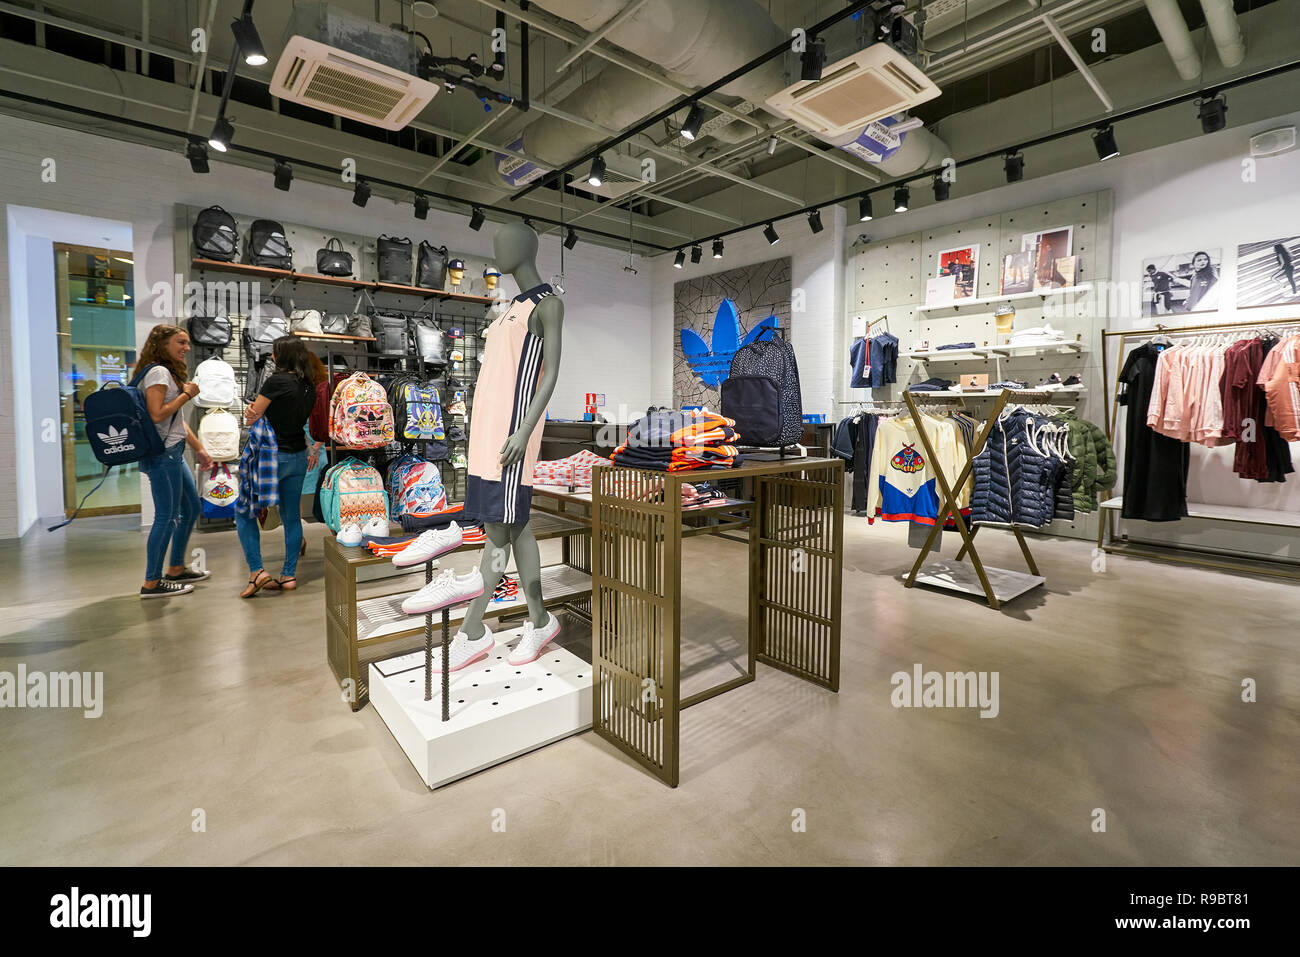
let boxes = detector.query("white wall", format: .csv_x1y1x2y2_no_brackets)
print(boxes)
0,112,654,539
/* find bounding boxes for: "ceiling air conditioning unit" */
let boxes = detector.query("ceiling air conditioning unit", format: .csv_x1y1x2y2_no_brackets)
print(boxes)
764,43,940,138
270,3,438,131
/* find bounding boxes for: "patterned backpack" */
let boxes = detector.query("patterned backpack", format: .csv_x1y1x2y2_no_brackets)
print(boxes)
320,457,389,532
721,333,803,447
388,374,445,441
386,455,447,519
329,372,394,448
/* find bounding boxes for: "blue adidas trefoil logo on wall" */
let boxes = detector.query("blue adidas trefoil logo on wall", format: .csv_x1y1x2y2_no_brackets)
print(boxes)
680,299,778,388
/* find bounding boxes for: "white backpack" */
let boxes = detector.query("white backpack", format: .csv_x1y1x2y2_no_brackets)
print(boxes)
193,356,237,408
198,409,241,461
200,464,239,519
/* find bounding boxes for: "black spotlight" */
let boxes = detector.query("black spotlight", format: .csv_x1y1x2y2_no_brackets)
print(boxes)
413,192,429,219
564,228,578,250
712,238,724,259
469,206,485,231
207,114,234,152
186,138,209,174
858,194,873,222
807,209,824,234
1198,93,1227,134
681,103,705,142
690,244,703,264
763,222,780,245
1093,124,1120,161
587,154,606,187
231,11,267,67
352,179,371,207
932,175,950,202
894,185,910,212
273,159,293,191
800,35,827,82
1004,150,1024,183
673,249,686,268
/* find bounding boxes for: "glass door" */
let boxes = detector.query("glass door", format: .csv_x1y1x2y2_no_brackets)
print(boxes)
55,244,140,516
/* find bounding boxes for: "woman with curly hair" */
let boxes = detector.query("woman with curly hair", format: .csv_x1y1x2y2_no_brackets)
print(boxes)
134,324,212,598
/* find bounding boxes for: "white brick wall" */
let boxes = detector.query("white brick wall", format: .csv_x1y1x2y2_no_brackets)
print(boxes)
0,113,654,539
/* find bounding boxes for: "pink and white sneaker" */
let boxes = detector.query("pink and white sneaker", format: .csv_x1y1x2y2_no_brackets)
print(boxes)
401,568,484,615
431,625,495,673
507,613,561,665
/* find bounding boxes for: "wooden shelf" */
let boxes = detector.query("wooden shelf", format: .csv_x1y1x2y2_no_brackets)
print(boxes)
292,330,375,342
191,258,501,307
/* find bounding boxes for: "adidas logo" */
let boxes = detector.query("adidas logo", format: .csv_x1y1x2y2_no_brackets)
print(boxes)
97,426,135,453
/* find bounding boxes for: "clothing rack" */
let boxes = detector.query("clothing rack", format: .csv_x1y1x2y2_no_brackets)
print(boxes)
1098,316,1300,580
901,388,1055,609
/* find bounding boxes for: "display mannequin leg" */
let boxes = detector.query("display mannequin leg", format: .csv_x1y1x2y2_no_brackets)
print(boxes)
509,522,550,629
459,523,514,640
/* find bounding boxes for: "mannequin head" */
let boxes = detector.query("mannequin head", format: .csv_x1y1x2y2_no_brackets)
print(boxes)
494,221,539,275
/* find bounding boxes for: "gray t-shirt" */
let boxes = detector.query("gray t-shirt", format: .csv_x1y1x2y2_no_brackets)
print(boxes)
141,365,188,448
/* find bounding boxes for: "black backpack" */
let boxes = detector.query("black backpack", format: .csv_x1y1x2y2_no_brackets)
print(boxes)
721,333,803,448
370,313,409,356
187,314,232,360
246,219,293,269
377,235,412,284
193,206,238,261
411,316,445,365
416,242,448,289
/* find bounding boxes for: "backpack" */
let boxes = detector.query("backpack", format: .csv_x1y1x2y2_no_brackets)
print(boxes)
416,242,448,289
197,409,241,461
370,314,408,356
245,219,293,269
320,457,389,532
200,464,240,520
82,363,171,467
412,318,445,365
329,372,394,448
193,205,238,261
347,314,374,339
376,235,412,284
388,375,444,441
243,302,289,401
187,314,232,353
316,237,353,277
386,455,446,519
193,356,237,408
721,333,803,447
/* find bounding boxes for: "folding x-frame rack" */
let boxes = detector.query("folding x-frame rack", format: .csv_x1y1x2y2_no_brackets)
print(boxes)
901,389,1057,609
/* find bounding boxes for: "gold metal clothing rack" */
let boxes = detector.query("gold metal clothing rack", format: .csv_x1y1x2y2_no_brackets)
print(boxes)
901,389,1055,609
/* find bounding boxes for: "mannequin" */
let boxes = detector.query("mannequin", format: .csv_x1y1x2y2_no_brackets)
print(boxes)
438,222,564,672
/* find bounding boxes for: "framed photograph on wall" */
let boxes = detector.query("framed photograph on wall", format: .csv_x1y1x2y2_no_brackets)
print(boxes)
1000,251,1033,295
1236,237,1300,307
1141,250,1222,316
1022,226,1073,291
936,244,979,299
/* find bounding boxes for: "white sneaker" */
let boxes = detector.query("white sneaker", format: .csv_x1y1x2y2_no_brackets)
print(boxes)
337,523,363,547
401,567,484,615
507,613,561,665
431,624,495,673
392,522,463,567
362,516,389,538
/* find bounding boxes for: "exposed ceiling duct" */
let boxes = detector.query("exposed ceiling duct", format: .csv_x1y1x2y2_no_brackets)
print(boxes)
1199,0,1246,69
1143,0,1202,81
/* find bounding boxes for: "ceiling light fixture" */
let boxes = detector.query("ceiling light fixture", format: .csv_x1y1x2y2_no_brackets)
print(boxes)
468,206,485,231
186,138,209,173
1198,93,1227,134
231,8,267,67
894,185,910,212
768,135,779,155
1093,124,1120,161
587,154,606,187
352,178,371,207
932,175,949,202
800,35,826,82
763,222,780,245
273,159,293,191
807,210,823,234
690,245,702,264
712,238,724,259
680,103,705,142
858,194,873,222
207,114,234,152
564,227,578,249
414,192,429,219
1004,150,1025,182
673,249,686,268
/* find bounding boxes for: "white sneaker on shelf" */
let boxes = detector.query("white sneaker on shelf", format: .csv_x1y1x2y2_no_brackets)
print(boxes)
337,523,363,547
362,516,389,538
401,568,484,615
392,522,464,567
431,624,495,673
507,613,561,665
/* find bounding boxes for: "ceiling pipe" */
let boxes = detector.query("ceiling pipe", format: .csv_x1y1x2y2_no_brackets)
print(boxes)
1143,0,1202,81
1198,0,1245,69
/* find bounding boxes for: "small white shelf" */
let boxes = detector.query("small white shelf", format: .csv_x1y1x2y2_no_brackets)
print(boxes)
916,283,1094,313
903,349,990,362
1099,497,1300,528
908,389,1087,398
905,342,1084,362
988,342,1085,357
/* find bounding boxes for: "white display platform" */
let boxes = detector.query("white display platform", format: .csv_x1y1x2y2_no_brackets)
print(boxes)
368,624,592,789
1099,497,1300,528
909,560,1045,603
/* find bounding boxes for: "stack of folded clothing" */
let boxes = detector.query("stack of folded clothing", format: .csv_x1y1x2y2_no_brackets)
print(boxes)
908,377,956,392
1009,323,1068,347
611,408,743,472
532,448,606,488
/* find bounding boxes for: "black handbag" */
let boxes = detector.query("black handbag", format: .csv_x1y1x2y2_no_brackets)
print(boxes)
376,235,412,284
322,313,349,335
416,242,449,289
316,237,353,277
187,314,232,348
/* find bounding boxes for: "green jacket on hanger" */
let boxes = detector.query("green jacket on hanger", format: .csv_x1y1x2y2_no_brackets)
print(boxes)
1055,409,1117,512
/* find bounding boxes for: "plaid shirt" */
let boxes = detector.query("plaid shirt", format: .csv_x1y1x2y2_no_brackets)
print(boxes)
236,417,279,516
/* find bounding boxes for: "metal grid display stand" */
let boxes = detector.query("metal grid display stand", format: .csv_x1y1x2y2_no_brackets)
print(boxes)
901,388,1056,609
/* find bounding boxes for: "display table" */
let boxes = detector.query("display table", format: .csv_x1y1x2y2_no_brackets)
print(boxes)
324,510,591,710
590,457,844,787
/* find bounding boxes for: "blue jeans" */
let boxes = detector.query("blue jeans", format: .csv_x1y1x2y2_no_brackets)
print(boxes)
140,441,200,581
235,449,308,577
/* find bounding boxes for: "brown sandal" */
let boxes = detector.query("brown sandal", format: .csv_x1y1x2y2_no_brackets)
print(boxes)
278,576,298,591
240,570,274,598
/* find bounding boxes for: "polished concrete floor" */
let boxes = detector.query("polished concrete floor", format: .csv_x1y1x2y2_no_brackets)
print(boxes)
1,511,1297,866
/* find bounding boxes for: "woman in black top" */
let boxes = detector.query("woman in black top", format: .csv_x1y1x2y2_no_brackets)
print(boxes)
236,336,318,597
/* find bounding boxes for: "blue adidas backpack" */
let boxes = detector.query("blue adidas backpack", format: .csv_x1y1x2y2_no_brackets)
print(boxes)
82,363,172,465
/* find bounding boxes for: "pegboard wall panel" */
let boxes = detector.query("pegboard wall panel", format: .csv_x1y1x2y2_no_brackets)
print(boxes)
844,190,1114,542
